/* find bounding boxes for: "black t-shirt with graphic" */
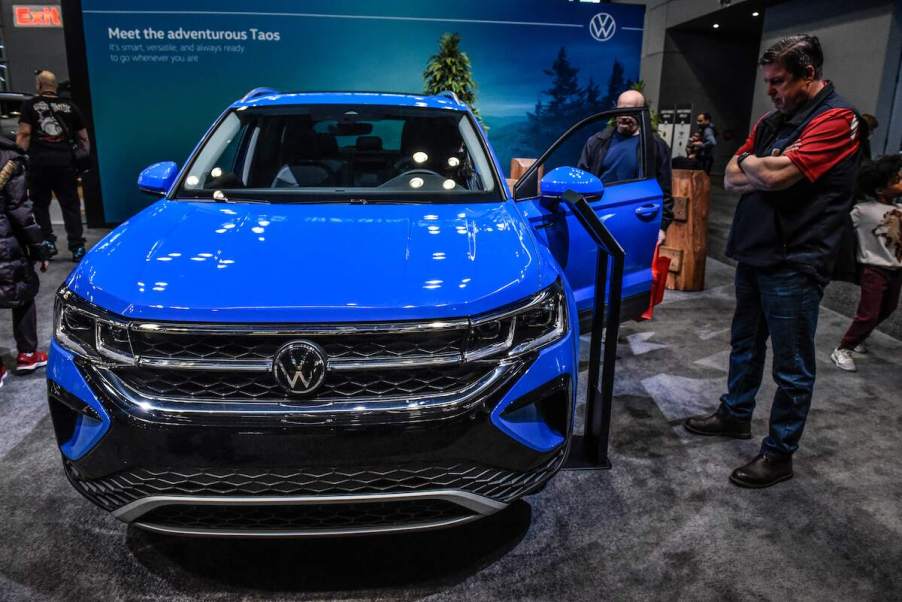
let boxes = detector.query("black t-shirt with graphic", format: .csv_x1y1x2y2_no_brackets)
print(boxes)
19,94,85,167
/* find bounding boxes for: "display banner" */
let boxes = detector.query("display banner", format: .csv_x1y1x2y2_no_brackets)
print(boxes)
78,0,645,222
671,106,694,159
657,108,675,151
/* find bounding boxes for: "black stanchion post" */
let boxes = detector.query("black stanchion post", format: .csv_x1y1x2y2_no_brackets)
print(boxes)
562,189,625,470
583,245,608,465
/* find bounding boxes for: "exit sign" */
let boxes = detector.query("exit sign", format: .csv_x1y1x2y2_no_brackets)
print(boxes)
13,5,62,27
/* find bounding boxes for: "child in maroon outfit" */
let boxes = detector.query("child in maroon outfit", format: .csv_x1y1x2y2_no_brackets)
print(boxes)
831,155,902,371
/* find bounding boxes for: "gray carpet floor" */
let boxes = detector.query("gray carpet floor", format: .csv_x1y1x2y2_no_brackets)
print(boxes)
1,226,901,601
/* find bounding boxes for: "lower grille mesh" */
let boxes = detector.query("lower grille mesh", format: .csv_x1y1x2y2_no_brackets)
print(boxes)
136,500,471,532
68,452,566,513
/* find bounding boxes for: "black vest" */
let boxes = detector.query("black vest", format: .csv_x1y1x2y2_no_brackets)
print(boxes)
726,84,862,284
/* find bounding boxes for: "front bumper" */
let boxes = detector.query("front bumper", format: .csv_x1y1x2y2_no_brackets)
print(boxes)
48,324,577,537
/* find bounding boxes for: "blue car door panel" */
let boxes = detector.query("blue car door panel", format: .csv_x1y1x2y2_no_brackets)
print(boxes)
513,109,663,319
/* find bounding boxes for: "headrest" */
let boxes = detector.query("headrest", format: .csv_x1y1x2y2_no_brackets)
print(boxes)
355,135,382,152
283,126,320,162
316,133,339,155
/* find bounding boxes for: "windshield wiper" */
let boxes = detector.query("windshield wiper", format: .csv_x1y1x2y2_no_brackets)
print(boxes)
174,189,272,204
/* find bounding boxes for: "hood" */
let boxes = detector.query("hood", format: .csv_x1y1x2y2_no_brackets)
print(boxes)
68,199,553,322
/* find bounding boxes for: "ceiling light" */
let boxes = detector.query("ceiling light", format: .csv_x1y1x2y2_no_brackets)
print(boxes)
752,11,760,17
713,23,720,29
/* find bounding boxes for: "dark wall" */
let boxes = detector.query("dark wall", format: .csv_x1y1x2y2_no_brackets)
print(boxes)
752,0,900,156
658,28,761,175
0,0,68,92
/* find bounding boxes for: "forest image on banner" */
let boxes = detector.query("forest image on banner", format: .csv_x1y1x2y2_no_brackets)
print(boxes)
79,0,644,221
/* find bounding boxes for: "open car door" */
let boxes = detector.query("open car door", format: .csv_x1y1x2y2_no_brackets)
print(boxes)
513,107,664,329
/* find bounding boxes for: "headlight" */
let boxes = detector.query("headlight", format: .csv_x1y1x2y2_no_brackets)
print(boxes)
54,287,135,363
466,281,568,360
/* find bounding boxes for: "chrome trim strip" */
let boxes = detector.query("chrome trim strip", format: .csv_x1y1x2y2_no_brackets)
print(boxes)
95,361,519,420
136,352,464,372
114,490,508,522
137,357,273,372
133,515,482,538
131,319,470,336
327,352,462,371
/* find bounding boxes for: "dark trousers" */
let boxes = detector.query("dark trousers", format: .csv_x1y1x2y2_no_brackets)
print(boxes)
11,299,37,354
839,265,902,349
29,165,85,250
720,264,824,457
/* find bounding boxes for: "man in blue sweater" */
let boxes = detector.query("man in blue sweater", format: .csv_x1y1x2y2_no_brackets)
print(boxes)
578,90,674,243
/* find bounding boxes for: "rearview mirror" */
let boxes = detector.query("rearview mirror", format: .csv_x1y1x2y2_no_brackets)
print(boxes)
330,122,373,136
540,166,604,200
138,161,178,195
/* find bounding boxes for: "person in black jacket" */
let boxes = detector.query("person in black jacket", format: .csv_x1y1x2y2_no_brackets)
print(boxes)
578,90,674,244
0,138,49,386
16,69,90,262
683,35,862,488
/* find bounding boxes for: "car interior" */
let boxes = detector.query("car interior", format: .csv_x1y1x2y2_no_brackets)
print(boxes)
197,109,488,193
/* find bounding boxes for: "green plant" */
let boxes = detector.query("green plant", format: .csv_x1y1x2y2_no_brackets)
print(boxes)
423,33,483,125
630,80,661,130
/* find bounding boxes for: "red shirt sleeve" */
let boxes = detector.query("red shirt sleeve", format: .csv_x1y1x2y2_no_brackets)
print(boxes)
735,116,764,156
784,108,861,182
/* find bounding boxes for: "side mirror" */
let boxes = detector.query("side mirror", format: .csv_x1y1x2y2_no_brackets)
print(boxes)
138,161,178,195
540,166,604,200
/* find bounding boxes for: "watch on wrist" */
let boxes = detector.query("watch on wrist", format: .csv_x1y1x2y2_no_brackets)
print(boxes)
736,152,751,172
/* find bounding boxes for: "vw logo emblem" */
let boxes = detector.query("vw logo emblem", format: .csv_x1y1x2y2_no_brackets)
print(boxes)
589,13,617,42
273,341,327,395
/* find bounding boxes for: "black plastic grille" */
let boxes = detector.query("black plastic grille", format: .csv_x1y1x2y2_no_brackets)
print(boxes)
68,453,566,513
130,330,465,362
112,364,492,401
136,500,471,532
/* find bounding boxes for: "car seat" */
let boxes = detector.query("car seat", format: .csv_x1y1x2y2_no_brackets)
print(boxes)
272,125,336,188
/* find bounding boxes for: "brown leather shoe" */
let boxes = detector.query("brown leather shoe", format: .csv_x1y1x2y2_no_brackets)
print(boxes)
729,454,793,488
683,410,751,439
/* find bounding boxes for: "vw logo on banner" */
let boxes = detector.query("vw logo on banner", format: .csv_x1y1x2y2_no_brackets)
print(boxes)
589,13,617,42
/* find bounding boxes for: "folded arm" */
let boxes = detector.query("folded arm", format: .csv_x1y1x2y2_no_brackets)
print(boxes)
738,154,804,191
724,155,755,194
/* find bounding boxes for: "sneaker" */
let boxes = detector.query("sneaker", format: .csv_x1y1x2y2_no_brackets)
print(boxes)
0,365,7,388
41,239,59,258
72,246,86,262
830,347,857,372
16,351,48,374
852,343,869,354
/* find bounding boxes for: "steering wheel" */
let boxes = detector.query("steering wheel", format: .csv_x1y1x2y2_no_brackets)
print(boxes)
396,168,442,179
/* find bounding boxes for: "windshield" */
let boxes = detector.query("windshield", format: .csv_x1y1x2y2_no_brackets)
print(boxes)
175,104,500,202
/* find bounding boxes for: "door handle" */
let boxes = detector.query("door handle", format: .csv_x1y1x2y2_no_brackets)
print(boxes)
532,219,554,230
634,204,660,220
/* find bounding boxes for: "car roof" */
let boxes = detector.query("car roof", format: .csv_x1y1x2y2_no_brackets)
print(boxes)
230,90,468,111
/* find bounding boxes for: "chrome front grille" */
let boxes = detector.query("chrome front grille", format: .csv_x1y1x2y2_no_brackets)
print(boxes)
113,364,493,402
58,284,565,421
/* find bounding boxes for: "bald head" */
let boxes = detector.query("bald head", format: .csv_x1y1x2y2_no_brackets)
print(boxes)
615,89,645,135
616,89,646,108
35,70,57,94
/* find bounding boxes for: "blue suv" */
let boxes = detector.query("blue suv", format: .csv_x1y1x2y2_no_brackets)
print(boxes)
48,90,662,537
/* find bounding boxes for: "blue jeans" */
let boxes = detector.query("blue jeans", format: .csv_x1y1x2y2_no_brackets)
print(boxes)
721,264,824,457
